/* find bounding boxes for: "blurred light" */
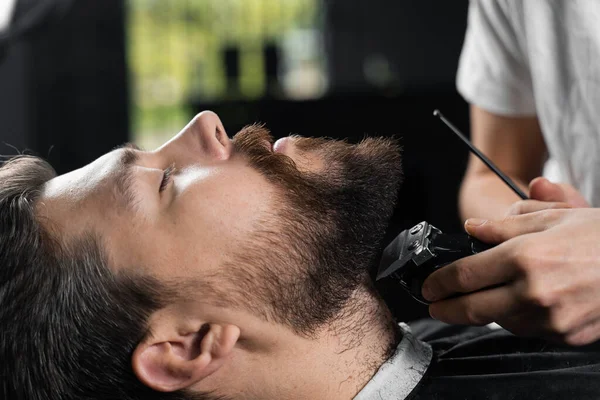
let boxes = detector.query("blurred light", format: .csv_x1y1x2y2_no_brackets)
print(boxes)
127,0,324,148
363,54,394,88
281,28,328,99
0,0,17,32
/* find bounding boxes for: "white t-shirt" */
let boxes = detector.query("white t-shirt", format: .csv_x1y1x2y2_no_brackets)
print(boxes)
457,0,600,206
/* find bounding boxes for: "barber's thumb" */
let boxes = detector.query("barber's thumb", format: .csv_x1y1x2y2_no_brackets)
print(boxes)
529,177,565,202
529,177,589,207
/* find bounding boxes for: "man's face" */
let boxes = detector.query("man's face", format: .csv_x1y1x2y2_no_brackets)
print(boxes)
39,111,402,334
41,112,277,285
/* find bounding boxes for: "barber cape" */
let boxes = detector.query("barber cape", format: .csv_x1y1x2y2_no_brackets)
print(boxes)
356,320,600,400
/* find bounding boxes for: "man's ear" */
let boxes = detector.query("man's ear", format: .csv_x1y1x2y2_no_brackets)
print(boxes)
132,323,240,392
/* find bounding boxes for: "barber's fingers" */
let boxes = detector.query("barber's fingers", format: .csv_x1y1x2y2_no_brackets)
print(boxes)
428,285,518,326
464,209,566,244
422,244,517,302
566,316,600,346
551,287,600,345
424,210,567,303
505,200,572,216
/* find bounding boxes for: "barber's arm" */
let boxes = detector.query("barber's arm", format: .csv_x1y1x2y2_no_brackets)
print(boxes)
456,1,564,218
459,105,547,220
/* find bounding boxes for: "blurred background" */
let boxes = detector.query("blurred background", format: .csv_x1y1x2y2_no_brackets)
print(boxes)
0,0,470,320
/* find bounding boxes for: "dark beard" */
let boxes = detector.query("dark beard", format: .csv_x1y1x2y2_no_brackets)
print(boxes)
226,124,403,336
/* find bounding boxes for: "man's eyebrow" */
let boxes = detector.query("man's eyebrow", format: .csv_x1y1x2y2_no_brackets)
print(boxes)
113,143,142,211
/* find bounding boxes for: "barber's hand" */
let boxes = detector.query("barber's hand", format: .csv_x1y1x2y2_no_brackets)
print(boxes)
505,177,589,216
422,207,600,345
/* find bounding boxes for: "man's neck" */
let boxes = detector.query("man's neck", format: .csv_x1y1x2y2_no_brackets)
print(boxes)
203,290,399,400
315,294,400,399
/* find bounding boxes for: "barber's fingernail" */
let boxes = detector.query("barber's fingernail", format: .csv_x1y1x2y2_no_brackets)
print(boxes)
428,305,438,320
421,283,436,302
465,218,487,228
530,176,545,185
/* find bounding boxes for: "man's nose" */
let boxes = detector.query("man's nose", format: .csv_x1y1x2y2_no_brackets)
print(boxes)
188,111,231,160
158,111,232,161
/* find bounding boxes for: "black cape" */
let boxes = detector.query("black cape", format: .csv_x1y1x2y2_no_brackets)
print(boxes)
409,319,600,400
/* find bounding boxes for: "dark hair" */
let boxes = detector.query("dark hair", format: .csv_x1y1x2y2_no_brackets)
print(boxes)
0,156,203,399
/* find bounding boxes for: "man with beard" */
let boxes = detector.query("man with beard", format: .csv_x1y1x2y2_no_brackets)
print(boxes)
1,111,600,400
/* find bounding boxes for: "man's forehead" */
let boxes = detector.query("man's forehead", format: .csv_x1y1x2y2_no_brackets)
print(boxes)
37,149,134,241
43,150,123,203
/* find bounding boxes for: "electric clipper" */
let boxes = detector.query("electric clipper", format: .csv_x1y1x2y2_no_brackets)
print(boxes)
376,221,493,304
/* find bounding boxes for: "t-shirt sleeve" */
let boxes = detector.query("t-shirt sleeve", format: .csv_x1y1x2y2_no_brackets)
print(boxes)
457,0,537,116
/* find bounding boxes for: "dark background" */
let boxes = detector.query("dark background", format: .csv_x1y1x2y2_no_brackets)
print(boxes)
0,0,470,321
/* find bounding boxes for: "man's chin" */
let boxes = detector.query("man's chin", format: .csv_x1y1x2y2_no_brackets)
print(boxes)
229,126,403,335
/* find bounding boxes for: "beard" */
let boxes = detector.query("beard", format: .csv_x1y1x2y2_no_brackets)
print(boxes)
222,124,403,337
